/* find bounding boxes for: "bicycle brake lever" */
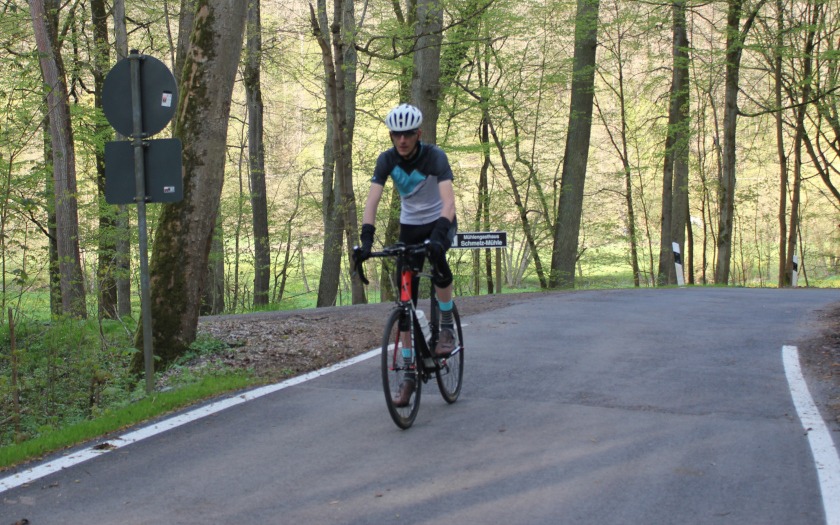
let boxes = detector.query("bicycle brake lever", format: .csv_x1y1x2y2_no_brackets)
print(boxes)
351,247,370,285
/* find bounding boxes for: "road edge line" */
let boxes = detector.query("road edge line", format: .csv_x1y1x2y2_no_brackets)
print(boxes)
782,344,840,525
0,348,380,494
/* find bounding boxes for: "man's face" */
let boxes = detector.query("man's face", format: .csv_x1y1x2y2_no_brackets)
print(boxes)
390,129,421,158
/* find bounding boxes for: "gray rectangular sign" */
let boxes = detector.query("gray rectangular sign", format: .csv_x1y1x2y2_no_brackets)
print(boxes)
452,231,507,249
105,138,183,204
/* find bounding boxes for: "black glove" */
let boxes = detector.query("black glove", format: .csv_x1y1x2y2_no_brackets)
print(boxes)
429,217,452,251
358,223,375,261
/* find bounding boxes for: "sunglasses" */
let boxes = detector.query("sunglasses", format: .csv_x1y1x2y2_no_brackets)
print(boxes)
390,129,418,138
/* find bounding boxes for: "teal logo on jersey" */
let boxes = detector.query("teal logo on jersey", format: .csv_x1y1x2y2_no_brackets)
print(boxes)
391,166,426,197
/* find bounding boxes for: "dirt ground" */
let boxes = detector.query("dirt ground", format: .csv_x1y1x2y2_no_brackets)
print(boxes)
193,292,532,377
796,301,840,425
194,290,840,426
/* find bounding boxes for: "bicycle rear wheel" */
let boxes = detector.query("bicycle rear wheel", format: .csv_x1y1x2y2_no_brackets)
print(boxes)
381,308,421,429
436,304,464,403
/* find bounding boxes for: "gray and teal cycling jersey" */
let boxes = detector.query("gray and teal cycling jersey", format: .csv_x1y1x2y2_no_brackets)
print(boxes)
371,143,454,225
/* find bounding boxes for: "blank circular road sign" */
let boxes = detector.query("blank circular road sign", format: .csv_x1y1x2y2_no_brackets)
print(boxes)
102,54,178,137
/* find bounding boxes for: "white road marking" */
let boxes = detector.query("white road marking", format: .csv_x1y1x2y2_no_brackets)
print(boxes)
5,338,836,525
0,348,380,494
783,345,840,525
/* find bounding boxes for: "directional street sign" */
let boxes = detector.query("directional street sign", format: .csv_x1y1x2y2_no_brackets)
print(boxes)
452,231,508,293
452,231,507,249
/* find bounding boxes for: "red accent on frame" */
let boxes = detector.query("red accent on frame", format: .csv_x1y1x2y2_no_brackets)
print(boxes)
400,270,412,302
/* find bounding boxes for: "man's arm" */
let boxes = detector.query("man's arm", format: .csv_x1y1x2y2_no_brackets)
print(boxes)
363,182,385,225
438,179,456,222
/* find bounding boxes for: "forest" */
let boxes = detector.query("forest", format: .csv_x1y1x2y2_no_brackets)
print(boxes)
0,0,838,446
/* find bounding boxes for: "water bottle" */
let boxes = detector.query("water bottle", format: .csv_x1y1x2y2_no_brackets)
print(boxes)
416,310,431,343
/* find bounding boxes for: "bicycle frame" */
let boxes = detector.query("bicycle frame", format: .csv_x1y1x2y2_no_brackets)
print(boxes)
357,241,440,365
354,240,464,429
397,265,439,368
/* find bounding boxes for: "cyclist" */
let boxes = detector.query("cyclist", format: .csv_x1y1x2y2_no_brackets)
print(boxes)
357,103,458,407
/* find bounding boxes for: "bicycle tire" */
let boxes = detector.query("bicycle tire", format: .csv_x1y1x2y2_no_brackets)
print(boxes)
381,308,421,429
436,304,464,403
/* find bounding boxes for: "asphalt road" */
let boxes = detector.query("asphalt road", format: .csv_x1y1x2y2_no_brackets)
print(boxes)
2,287,840,524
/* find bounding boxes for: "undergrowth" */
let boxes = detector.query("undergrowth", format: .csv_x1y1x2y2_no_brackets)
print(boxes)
0,315,252,455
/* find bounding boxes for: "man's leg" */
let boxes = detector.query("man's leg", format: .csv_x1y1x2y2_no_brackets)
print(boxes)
435,283,457,355
436,284,452,304
394,311,416,407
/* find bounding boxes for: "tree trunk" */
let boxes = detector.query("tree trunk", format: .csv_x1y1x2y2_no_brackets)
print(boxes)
310,0,363,306
30,0,87,319
438,0,480,98
45,146,61,317
245,0,271,307
175,0,198,81
175,0,227,315
379,186,401,301
317,156,343,306
113,0,132,317
481,117,494,294
612,61,641,287
593,12,642,287
715,0,765,284
313,0,342,308
549,0,599,289
273,176,304,303
337,0,363,304
377,1,416,302
411,0,443,144
714,2,740,285
201,219,226,315
785,1,818,286
616,95,641,286
658,0,690,286
488,117,548,289
477,116,491,294
658,132,675,285
774,0,788,287
686,199,695,284
140,0,247,368
91,0,118,319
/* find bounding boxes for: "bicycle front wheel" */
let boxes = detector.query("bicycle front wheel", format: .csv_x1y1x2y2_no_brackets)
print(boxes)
381,308,421,429
436,305,464,403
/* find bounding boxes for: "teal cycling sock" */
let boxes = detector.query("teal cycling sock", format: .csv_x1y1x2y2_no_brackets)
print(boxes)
439,299,454,326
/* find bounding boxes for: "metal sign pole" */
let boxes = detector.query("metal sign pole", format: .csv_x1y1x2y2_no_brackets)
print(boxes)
103,51,179,394
129,51,155,393
496,248,502,294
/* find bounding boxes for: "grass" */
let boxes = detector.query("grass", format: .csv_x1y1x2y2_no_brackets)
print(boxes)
0,371,256,470
0,313,262,471
0,282,329,471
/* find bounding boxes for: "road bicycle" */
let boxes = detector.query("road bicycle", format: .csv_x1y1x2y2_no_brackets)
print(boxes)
354,241,464,429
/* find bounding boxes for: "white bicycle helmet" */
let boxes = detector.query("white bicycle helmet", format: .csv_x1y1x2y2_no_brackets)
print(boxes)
385,103,423,132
